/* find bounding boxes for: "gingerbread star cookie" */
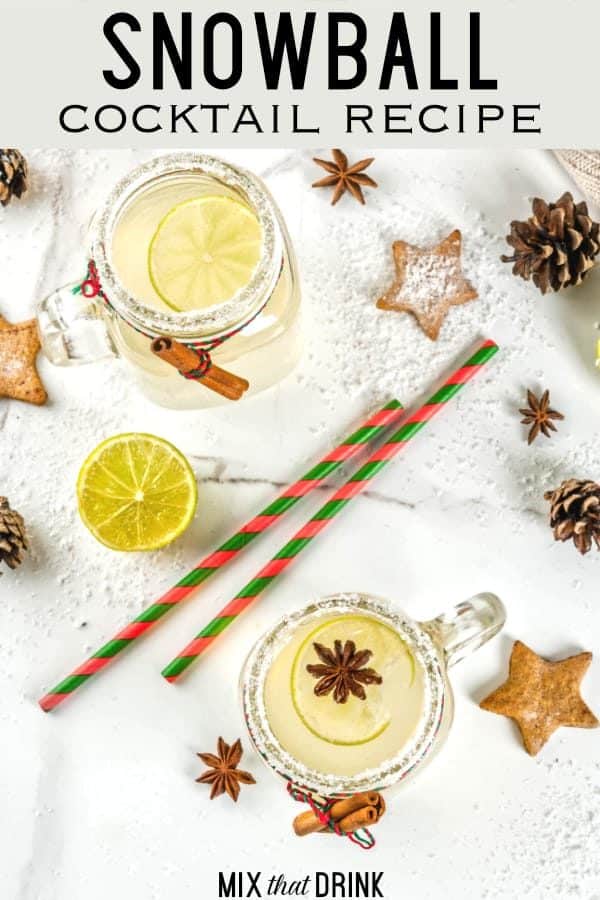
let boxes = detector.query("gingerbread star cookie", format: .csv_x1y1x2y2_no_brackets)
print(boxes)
376,229,478,340
0,314,47,405
480,640,599,756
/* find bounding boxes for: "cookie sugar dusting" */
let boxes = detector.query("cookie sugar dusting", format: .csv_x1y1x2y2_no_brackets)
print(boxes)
376,229,478,340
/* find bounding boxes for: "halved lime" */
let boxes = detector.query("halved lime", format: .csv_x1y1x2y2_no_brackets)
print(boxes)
148,195,263,312
77,433,198,551
291,615,415,746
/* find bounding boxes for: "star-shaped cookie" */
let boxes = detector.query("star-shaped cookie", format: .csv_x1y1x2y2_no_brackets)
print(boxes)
480,641,599,756
0,314,47,405
376,229,478,340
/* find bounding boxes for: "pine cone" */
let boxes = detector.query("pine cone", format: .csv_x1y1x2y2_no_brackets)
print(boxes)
0,497,28,570
0,149,28,207
501,192,600,294
544,479,600,555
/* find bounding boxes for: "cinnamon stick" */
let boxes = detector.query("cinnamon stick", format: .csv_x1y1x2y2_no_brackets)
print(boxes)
292,792,386,837
151,336,199,372
328,792,380,822
337,806,378,834
293,809,329,837
151,336,249,401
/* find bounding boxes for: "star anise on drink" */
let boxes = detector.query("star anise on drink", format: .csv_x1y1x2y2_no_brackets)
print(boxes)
312,149,378,206
306,640,383,704
195,737,256,802
519,389,564,445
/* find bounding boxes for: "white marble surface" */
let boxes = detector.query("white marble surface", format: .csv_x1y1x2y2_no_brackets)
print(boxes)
1,149,600,899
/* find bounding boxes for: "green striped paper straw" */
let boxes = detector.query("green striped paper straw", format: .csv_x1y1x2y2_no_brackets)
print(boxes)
162,339,499,681
39,399,404,711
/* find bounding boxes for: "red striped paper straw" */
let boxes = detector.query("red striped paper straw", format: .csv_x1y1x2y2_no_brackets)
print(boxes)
39,399,404,711
162,339,499,682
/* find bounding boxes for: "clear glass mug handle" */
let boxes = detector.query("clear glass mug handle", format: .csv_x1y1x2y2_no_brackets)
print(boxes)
423,592,506,668
37,277,118,367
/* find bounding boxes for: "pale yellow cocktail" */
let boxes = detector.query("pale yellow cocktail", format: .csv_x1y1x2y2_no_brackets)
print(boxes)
264,613,425,777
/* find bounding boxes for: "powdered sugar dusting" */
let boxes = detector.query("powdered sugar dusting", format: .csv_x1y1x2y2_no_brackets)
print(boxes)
392,245,464,314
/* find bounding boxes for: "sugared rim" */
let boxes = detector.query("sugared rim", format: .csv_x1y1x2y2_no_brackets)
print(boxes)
241,593,446,796
89,153,282,340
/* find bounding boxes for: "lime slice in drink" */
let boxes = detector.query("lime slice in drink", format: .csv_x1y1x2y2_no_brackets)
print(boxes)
291,615,415,746
148,195,263,312
77,433,198,551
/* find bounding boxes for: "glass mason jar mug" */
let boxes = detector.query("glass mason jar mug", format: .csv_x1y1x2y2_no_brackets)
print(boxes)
37,154,302,409
241,591,506,798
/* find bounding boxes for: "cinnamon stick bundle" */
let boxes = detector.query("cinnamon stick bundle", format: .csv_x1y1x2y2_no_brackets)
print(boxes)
293,791,386,837
151,336,249,401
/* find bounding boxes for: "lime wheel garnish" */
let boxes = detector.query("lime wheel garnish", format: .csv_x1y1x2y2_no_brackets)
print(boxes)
148,195,263,312
291,615,415,746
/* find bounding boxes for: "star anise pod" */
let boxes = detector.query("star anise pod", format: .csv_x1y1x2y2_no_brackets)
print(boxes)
307,639,383,704
312,149,377,206
519,389,564,445
196,737,256,802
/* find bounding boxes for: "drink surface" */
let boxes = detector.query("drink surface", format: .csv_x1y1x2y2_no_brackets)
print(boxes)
111,172,263,312
264,613,425,777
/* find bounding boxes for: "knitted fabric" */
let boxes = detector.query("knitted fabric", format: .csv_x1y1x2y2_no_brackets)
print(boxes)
555,150,600,209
